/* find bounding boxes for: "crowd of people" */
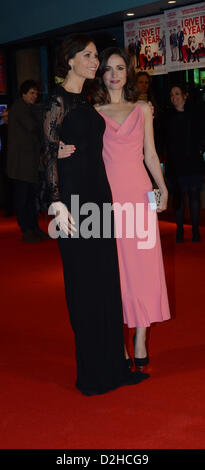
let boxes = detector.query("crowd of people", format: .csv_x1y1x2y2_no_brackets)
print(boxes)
0,33,204,396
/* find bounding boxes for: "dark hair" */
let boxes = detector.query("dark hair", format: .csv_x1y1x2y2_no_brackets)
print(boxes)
90,47,138,105
170,83,188,97
56,33,95,78
19,80,38,96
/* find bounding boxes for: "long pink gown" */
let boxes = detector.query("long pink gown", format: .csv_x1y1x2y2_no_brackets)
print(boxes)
98,104,170,328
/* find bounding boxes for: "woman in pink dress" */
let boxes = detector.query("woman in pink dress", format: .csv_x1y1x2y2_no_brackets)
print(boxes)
58,47,171,369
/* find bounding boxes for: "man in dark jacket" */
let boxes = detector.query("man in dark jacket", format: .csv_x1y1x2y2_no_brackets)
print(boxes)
7,80,47,242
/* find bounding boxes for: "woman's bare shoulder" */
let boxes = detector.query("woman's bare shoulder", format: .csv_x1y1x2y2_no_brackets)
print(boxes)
137,100,151,115
137,100,149,109
94,104,106,111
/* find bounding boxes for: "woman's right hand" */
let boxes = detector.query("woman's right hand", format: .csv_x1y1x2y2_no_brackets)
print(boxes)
49,201,77,236
156,189,168,213
147,101,154,117
58,141,76,159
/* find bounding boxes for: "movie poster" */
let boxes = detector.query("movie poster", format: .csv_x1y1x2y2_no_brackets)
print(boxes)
164,2,205,72
124,15,167,75
0,51,6,94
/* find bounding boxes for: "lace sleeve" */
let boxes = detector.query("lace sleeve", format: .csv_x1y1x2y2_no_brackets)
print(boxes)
43,94,64,203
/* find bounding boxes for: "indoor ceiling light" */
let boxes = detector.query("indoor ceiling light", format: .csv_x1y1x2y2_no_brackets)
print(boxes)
126,12,135,17
168,1,176,4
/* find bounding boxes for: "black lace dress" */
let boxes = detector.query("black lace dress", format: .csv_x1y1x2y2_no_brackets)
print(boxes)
43,85,148,395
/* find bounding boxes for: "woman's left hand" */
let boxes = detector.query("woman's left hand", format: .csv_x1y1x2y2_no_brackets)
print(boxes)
58,141,76,159
157,190,168,213
148,101,154,117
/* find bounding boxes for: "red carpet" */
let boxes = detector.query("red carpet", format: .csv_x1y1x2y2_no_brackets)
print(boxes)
0,215,204,449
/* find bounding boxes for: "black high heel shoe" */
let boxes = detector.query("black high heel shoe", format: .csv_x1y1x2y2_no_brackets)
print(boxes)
133,333,149,368
134,356,149,367
126,358,133,368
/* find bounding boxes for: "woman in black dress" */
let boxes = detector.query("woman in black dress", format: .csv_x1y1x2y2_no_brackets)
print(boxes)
43,34,149,395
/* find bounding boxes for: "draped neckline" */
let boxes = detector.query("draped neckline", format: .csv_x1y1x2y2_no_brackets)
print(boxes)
97,103,140,129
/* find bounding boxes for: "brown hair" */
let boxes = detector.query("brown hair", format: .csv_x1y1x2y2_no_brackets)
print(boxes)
56,33,95,78
135,71,152,87
89,47,138,105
